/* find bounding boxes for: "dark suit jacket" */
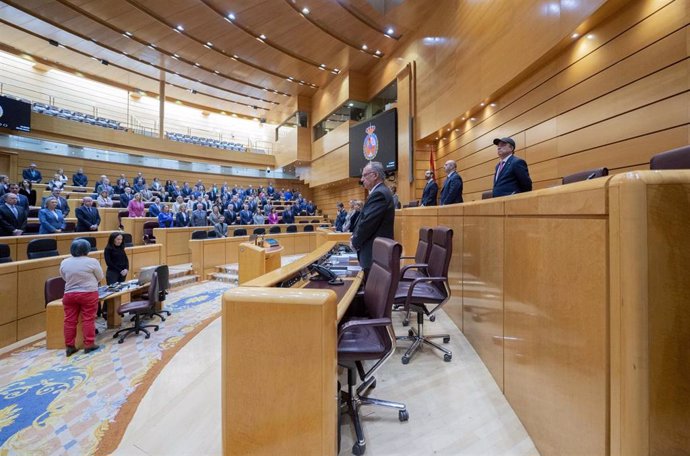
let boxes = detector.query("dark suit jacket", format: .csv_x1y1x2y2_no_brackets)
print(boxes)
75,205,101,231
492,155,532,197
421,180,438,206
175,211,190,227
440,172,463,205
0,204,27,236
281,209,295,224
349,211,360,233
119,193,133,209
239,210,253,225
351,183,395,270
335,210,347,232
22,168,42,183
148,203,161,217
72,173,88,187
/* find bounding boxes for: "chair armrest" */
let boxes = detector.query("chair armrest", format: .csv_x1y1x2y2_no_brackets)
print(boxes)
401,263,428,276
338,318,391,342
404,276,449,305
400,255,416,260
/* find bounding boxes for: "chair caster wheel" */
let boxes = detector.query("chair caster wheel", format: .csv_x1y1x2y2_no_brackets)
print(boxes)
430,315,436,322
118,339,124,344
443,337,450,343
145,334,150,339
402,319,409,327
408,329,414,337
352,442,366,455
402,356,410,365
399,409,409,422
112,334,118,339
154,327,159,331
370,379,376,389
444,353,452,362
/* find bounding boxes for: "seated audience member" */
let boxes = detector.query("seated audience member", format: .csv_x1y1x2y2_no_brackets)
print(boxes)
267,208,279,224
175,204,191,227
150,177,163,192
335,202,347,232
281,205,295,224
72,168,88,187
208,205,223,225
93,175,106,193
349,201,362,232
158,204,175,227
60,239,104,356
420,170,438,206
440,160,463,205
180,182,192,198
19,180,36,206
0,192,27,236
96,190,113,208
104,232,129,285
127,193,146,217
39,197,66,234
96,178,114,196
8,184,29,211
42,188,70,217
75,197,101,232
213,216,228,238
133,172,146,190
47,173,66,191
492,137,533,197
239,204,253,225
119,187,134,209
22,163,43,183
191,203,208,227
139,187,154,202
284,189,292,201
56,168,69,184
253,209,266,225
115,174,129,194
148,197,162,217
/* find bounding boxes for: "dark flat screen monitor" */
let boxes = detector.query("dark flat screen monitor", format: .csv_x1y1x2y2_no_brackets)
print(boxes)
349,108,397,177
0,95,31,132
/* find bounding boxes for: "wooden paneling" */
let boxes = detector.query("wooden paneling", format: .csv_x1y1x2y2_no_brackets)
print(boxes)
311,120,352,160
311,71,367,126
311,180,365,221
1,231,117,262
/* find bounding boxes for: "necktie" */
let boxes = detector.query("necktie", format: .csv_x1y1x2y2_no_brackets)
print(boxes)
495,160,506,181
10,205,18,219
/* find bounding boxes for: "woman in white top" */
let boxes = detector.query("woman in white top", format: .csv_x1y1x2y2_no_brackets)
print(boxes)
60,239,104,356
47,173,65,191
172,195,186,214
57,168,69,184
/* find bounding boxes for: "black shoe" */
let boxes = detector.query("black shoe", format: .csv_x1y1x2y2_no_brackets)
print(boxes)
84,344,101,354
66,346,78,357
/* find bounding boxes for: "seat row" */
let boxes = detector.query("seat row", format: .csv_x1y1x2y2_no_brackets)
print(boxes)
165,132,246,151
0,234,133,263
32,103,126,131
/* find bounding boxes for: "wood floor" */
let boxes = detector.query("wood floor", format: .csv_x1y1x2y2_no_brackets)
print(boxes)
114,303,539,456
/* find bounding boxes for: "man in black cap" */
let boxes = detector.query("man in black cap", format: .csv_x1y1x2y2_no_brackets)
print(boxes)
492,137,532,197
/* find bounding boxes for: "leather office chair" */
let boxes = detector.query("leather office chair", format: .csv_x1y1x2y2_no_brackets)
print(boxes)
400,227,433,281
191,230,208,240
562,167,609,184
0,244,11,263
253,228,266,235
27,239,60,259
207,230,217,238
649,145,690,169
481,190,493,200
311,219,320,223
338,238,408,455
403,201,419,208
27,207,39,218
121,233,134,247
44,276,66,307
286,224,297,233
117,210,129,229
268,225,281,234
303,224,314,232
142,221,159,244
138,265,171,321
23,222,40,234
394,227,454,364
233,228,247,236
113,271,160,343
75,236,97,252
63,221,76,232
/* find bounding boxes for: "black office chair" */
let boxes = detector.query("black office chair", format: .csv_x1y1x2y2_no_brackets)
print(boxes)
233,228,247,236
191,230,208,240
394,227,454,364
207,230,218,238
253,228,266,235
75,236,97,252
27,207,39,218
63,221,76,233
562,167,609,184
113,272,160,343
23,222,40,234
27,239,59,259
481,190,493,200
0,244,11,263
268,225,281,234
121,233,134,247
303,224,314,232
139,265,171,321
400,227,434,281
649,145,690,169
338,238,408,455
286,225,297,233
142,221,159,244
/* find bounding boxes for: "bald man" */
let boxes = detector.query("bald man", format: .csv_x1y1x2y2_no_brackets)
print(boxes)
75,197,101,231
439,160,463,205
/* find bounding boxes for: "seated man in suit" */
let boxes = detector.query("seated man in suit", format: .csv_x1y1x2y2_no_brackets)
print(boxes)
75,197,101,232
42,188,70,217
440,160,463,205
72,168,88,187
22,163,43,183
0,192,27,236
492,137,532,197
421,170,438,206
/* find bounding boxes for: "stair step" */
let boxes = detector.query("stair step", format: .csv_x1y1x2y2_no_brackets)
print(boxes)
216,264,239,274
210,272,238,284
169,275,199,288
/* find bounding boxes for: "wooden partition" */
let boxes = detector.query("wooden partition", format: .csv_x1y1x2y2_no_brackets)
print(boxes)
0,230,118,262
121,217,158,245
98,207,124,231
394,170,690,456
0,244,162,349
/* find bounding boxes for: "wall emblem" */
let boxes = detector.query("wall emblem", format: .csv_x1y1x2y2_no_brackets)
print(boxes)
362,124,379,161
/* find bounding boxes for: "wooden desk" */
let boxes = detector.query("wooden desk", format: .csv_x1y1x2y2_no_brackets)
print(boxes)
222,241,362,455
237,242,283,284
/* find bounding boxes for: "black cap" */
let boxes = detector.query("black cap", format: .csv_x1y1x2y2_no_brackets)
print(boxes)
493,137,515,149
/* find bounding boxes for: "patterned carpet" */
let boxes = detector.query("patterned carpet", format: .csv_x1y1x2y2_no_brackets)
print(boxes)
0,281,231,455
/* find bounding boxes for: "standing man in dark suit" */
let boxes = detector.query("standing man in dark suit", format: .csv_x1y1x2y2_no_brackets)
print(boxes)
420,170,438,206
175,204,191,227
7,184,29,211
439,160,463,205
492,137,532,197
22,163,42,183
75,197,101,232
351,161,395,275
0,193,27,236
72,168,88,187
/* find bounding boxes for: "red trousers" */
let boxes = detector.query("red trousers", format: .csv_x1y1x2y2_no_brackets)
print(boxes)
63,291,99,347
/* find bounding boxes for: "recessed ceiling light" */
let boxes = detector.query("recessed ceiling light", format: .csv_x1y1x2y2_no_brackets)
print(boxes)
214,70,220,74
348,102,354,107
490,103,497,107
375,50,381,55
194,62,200,66
480,102,485,107
386,27,394,35
587,34,595,39
231,54,238,60
302,7,310,14
446,128,451,132
228,13,236,20
469,117,476,121
206,42,213,47
259,34,267,40
362,44,368,50
571,33,579,39
176,25,184,31
125,31,133,36
435,137,439,140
